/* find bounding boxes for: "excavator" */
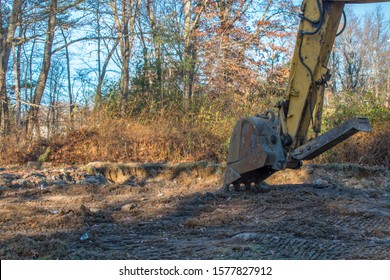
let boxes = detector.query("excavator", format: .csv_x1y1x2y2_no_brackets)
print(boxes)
224,0,389,189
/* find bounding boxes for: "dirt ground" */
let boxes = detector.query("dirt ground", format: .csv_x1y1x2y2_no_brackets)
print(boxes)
0,162,389,260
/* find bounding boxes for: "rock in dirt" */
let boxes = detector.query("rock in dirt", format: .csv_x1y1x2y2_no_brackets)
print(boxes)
22,172,43,179
360,178,375,188
10,179,29,188
121,203,137,212
0,177,6,185
80,174,107,185
41,162,53,169
59,209,75,216
80,233,89,241
80,204,90,213
49,172,74,184
27,161,41,169
230,233,261,242
89,208,101,213
48,180,68,188
315,179,328,185
39,181,50,193
212,208,225,215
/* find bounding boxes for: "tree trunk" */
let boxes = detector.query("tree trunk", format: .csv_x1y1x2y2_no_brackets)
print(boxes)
183,0,192,109
182,0,207,109
95,39,120,109
61,28,74,128
386,67,389,107
95,0,102,107
146,0,162,96
12,43,21,129
110,0,140,116
28,0,57,136
0,0,22,135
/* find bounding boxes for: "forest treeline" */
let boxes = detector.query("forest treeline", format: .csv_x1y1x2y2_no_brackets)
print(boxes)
0,0,389,166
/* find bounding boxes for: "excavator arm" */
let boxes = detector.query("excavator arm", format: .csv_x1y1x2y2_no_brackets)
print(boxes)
284,0,387,148
224,0,388,188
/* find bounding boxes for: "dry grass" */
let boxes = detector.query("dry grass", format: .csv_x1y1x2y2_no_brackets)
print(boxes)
0,97,388,167
0,103,234,165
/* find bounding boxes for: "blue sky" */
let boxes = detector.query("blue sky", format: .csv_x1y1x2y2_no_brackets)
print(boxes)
350,2,390,15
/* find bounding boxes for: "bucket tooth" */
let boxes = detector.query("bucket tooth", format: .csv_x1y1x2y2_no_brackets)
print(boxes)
225,167,241,185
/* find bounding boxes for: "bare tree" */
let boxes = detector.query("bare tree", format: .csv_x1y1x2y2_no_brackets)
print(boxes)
28,0,58,136
12,11,23,130
361,7,389,101
109,0,141,115
332,7,389,105
60,27,75,127
182,0,208,108
89,0,120,108
146,0,162,95
0,0,22,134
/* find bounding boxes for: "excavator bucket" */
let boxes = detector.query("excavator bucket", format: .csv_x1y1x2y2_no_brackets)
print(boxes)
224,112,286,187
225,115,372,188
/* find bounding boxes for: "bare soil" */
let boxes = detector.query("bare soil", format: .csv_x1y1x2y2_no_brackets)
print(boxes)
0,163,389,260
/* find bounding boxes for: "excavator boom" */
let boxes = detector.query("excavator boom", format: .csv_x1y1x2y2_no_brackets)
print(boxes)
224,0,387,188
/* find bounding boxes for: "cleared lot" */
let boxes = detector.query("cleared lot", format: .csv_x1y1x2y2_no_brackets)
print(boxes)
0,163,389,259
